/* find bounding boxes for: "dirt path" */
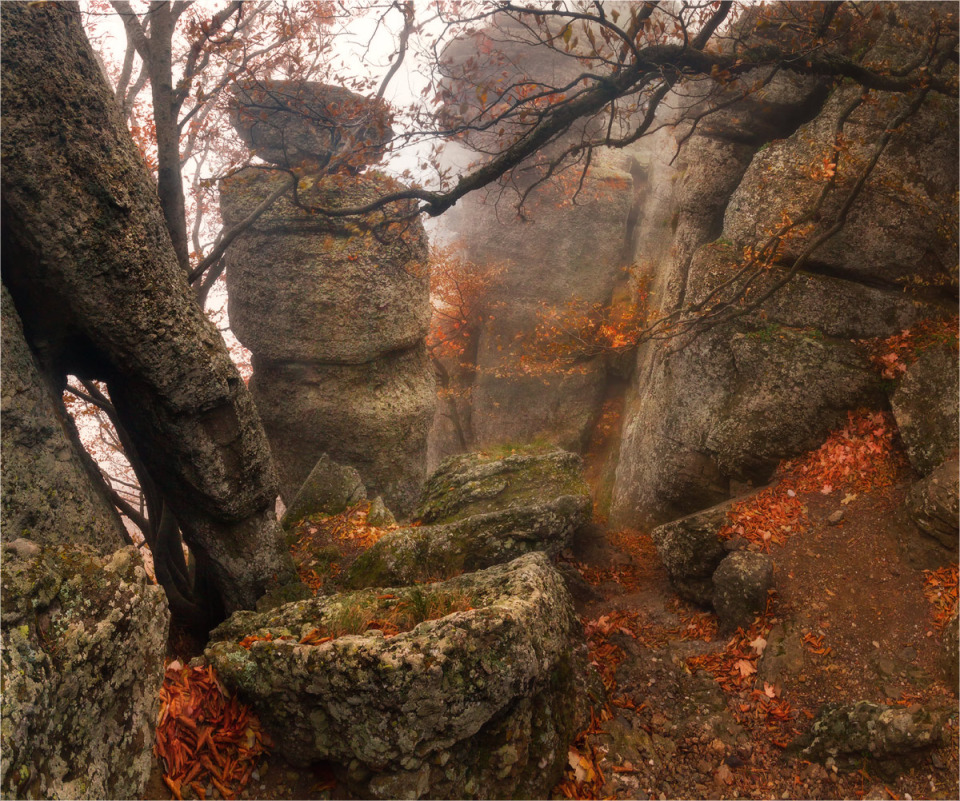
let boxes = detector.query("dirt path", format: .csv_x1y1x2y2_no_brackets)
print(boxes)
556,480,959,801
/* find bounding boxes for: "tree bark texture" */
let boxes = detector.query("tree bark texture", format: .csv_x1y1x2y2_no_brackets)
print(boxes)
0,2,297,615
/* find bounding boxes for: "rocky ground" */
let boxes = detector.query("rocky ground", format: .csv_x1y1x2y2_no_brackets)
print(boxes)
143,465,958,801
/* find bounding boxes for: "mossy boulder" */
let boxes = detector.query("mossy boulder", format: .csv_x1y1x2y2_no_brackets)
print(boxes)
346,496,589,589
205,553,596,799
415,448,591,525
1,544,169,799
799,701,948,764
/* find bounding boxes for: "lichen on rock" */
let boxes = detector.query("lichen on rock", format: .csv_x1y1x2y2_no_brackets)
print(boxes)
1,544,169,799
799,701,948,764
416,447,590,525
205,552,596,799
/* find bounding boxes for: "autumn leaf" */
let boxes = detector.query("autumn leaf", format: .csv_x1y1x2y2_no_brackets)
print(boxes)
749,636,767,656
734,659,757,678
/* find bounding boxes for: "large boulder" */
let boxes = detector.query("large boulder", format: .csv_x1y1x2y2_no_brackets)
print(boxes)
1,544,169,799
800,702,948,763
416,448,591,524
902,458,959,563
650,502,731,606
346,497,589,589
1,286,126,554
891,345,960,477
221,169,430,366
250,345,435,515
711,551,774,632
612,241,935,528
706,327,886,482
205,553,595,799
229,81,393,168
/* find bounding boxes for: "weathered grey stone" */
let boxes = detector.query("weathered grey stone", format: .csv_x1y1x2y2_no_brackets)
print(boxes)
221,169,429,365
800,702,947,763
221,161,433,520
347,496,590,589
707,328,886,482
281,453,367,528
366,496,396,527
1,544,169,799
650,502,732,606
711,551,774,632
229,81,393,168
250,345,435,516
725,84,958,291
416,447,591,524
1,2,297,614
1,286,127,554
205,553,595,799
903,458,959,556
892,346,960,477
611,4,957,530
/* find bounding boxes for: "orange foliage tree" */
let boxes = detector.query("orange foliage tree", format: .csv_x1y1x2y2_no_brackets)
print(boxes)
427,244,504,449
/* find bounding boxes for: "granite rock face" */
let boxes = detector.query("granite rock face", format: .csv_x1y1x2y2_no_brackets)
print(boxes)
221,165,434,516
891,346,960,477
1,286,127,554
1,544,169,799
610,4,958,529
206,553,594,799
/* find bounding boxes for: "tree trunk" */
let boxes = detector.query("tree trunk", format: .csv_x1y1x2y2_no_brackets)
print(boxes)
146,2,191,275
0,2,298,618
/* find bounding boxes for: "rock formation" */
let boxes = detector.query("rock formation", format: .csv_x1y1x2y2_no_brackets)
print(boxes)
610,5,958,528
221,83,434,516
1,1,298,616
206,553,595,799
1,289,168,798
347,447,591,588
1,544,169,799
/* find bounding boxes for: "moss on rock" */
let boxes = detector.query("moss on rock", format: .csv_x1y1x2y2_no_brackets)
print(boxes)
1,544,169,799
205,553,597,799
